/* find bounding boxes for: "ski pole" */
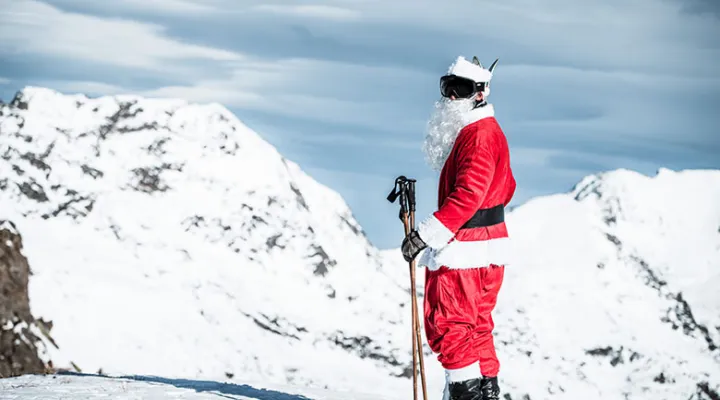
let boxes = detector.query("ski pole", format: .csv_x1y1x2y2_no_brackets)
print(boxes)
397,178,418,400
387,176,428,400
407,179,428,400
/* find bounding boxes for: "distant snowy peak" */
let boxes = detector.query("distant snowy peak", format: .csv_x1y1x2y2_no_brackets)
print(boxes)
499,168,720,399
570,167,720,360
570,167,720,224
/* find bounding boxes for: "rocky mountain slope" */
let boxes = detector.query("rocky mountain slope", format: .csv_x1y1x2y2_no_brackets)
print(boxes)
0,219,56,377
1,87,718,399
504,168,720,399
0,87,424,396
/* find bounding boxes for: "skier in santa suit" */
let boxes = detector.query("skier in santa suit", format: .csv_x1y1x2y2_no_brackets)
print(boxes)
402,56,516,400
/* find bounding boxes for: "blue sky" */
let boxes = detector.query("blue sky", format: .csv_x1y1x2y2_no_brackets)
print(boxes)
1,0,718,250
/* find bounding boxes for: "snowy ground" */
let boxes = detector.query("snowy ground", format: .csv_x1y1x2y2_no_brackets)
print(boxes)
0,373,395,400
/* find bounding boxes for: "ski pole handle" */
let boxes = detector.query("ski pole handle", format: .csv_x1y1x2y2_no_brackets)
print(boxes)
398,183,408,215
408,179,417,212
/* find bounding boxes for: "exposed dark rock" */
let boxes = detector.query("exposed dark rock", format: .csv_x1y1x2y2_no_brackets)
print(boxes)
662,292,718,353
145,137,170,156
340,214,363,236
21,151,52,175
605,233,621,249
182,215,206,231
81,165,104,180
500,395,532,400
308,245,337,277
571,177,625,227
9,92,28,110
78,100,143,155
585,346,641,367
572,177,602,201
1,147,13,161
627,256,719,355
241,312,307,341
41,194,95,220
0,220,57,378
116,122,159,134
216,132,239,155
266,234,284,250
628,255,667,292
603,214,617,225
129,163,183,193
654,372,674,384
329,332,402,371
289,183,309,211
16,180,48,202
697,382,720,400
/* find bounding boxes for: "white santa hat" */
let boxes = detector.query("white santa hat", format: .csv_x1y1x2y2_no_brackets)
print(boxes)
447,55,498,83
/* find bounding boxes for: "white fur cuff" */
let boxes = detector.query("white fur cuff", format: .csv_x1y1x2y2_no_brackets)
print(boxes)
419,236,513,271
417,214,454,249
445,361,481,382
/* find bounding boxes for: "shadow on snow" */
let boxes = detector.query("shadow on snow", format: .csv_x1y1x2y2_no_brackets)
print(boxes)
58,371,314,400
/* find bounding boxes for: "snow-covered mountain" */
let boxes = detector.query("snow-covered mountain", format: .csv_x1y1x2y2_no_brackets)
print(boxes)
499,168,720,399
1,87,718,399
0,87,429,397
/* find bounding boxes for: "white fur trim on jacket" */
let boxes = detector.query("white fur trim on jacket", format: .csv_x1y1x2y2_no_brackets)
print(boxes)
418,236,513,270
461,103,494,126
448,56,493,83
445,361,482,382
417,214,454,249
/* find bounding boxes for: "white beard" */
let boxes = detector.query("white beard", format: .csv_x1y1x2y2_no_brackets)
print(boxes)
422,98,475,171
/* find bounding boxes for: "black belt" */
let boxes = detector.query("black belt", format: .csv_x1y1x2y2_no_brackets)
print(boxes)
460,204,504,229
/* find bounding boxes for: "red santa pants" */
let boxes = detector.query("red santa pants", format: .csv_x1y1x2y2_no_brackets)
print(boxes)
423,264,504,380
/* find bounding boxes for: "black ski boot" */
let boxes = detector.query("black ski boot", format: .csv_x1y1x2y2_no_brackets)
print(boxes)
448,377,483,400
479,376,500,400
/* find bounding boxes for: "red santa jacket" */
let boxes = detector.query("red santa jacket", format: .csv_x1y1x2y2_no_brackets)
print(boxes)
418,104,516,270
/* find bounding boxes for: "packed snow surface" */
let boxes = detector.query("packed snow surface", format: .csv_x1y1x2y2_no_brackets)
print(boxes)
1,87,719,399
0,373,393,400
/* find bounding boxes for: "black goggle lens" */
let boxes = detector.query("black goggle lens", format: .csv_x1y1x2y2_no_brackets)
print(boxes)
439,75,476,98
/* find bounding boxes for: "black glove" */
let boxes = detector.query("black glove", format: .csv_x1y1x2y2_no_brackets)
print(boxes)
401,230,427,262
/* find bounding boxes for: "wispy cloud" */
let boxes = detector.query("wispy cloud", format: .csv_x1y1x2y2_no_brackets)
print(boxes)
237,0,719,75
107,0,217,13
253,4,361,20
48,0,218,14
140,82,410,131
501,64,720,90
0,0,242,70
135,57,433,130
1,0,717,250
32,80,126,96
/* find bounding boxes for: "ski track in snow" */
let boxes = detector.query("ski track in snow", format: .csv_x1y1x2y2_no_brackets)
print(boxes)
1,87,719,399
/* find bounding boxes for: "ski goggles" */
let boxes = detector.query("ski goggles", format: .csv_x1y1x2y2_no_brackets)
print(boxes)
439,75,486,99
